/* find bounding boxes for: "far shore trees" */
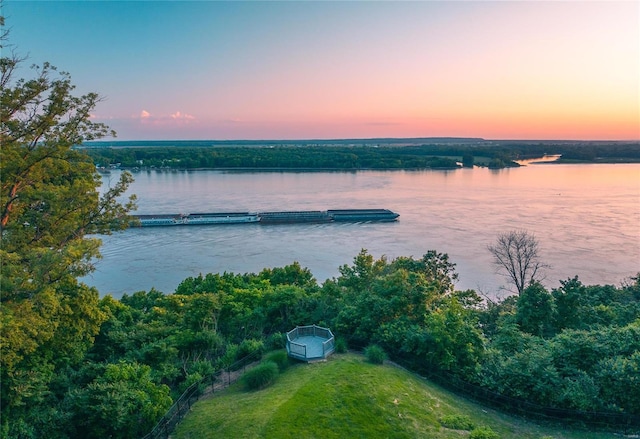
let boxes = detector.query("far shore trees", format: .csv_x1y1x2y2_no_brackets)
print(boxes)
487,230,548,295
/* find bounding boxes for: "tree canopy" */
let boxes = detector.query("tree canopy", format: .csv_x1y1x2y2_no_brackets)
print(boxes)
0,24,136,436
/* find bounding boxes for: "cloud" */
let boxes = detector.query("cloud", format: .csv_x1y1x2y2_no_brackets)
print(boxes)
132,109,196,126
170,111,195,120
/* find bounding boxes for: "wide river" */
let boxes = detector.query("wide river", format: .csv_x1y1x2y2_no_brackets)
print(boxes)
82,163,639,299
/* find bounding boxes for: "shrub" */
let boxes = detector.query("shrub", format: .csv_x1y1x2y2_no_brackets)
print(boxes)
264,350,290,372
219,339,265,371
265,332,286,350
334,336,348,353
470,426,499,439
219,343,239,369
439,414,475,430
178,372,204,395
242,361,279,391
364,344,387,364
237,338,264,359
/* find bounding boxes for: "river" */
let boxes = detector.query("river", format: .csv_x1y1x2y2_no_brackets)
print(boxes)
81,163,640,299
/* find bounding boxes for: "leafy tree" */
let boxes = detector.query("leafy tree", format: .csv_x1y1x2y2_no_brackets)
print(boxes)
64,361,171,439
259,261,317,289
462,153,474,168
595,351,640,413
515,282,556,338
487,230,548,295
551,276,588,330
0,21,136,434
337,248,387,293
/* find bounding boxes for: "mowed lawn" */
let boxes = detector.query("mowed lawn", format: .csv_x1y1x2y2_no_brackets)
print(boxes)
174,353,623,439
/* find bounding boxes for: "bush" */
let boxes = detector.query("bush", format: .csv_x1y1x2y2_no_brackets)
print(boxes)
242,361,279,390
178,372,204,395
470,426,499,439
265,332,286,350
264,350,290,372
364,344,387,364
439,414,475,430
221,339,264,371
219,343,239,369
334,336,348,353
237,338,264,359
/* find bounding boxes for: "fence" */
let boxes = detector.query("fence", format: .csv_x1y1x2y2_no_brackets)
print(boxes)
141,349,262,439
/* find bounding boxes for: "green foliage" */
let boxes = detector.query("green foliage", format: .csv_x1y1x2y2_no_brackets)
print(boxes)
334,336,348,353
462,153,475,168
364,344,387,364
595,351,640,413
265,332,286,350
237,339,264,360
439,414,475,430
0,25,136,436
264,350,290,372
479,284,640,412
470,426,500,439
242,361,279,390
64,361,171,439
86,144,462,170
221,339,264,371
516,282,556,338
333,250,485,378
259,261,317,289
552,277,640,331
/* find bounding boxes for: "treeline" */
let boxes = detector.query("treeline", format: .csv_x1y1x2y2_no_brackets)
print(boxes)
4,251,639,438
84,141,640,171
86,146,461,170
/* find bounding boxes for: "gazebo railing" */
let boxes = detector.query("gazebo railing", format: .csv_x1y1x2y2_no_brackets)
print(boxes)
288,340,306,358
322,337,335,356
286,325,335,361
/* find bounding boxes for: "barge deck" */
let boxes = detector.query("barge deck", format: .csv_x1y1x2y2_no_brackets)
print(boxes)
132,208,399,226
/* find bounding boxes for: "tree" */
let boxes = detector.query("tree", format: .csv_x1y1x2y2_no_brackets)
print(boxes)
487,230,548,295
64,361,172,439
462,153,474,168
0,20,136,434
515,281,555,338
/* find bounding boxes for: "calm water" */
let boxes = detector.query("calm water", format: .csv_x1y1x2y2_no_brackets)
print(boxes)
82,164,640,299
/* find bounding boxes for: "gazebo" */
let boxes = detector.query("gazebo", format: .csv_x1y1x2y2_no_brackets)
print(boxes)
286,325,335,362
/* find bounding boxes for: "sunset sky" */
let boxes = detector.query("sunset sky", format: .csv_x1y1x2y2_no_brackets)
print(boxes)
4,1,639,141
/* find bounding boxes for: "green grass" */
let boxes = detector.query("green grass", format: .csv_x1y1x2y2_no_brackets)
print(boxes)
174,354,623,439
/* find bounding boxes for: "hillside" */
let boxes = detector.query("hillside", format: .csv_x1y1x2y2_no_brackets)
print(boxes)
174,353,620,439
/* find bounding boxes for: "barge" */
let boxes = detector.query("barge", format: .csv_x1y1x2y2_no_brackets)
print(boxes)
133,212,259,226
328,209,399,222
259,210,332,224
132,208,399,227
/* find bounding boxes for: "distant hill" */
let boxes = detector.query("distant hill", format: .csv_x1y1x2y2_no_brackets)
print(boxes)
82,137,486,148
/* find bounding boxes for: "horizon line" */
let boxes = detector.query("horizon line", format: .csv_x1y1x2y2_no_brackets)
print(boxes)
84,137,640,144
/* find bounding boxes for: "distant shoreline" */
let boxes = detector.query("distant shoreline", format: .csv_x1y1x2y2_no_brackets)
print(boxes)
86,140,640,171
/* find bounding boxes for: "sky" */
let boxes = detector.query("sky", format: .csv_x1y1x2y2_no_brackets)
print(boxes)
3,0,639,141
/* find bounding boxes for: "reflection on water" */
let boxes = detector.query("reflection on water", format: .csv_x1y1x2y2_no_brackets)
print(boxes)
83,164,640,299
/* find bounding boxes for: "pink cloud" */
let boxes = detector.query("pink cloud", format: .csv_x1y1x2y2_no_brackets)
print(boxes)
170,111,195,121
140,110,151,119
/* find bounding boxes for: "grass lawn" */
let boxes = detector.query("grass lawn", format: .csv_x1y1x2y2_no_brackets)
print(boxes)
174,353,625,439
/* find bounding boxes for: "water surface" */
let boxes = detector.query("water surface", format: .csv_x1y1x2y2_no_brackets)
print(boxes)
84,164,640,299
